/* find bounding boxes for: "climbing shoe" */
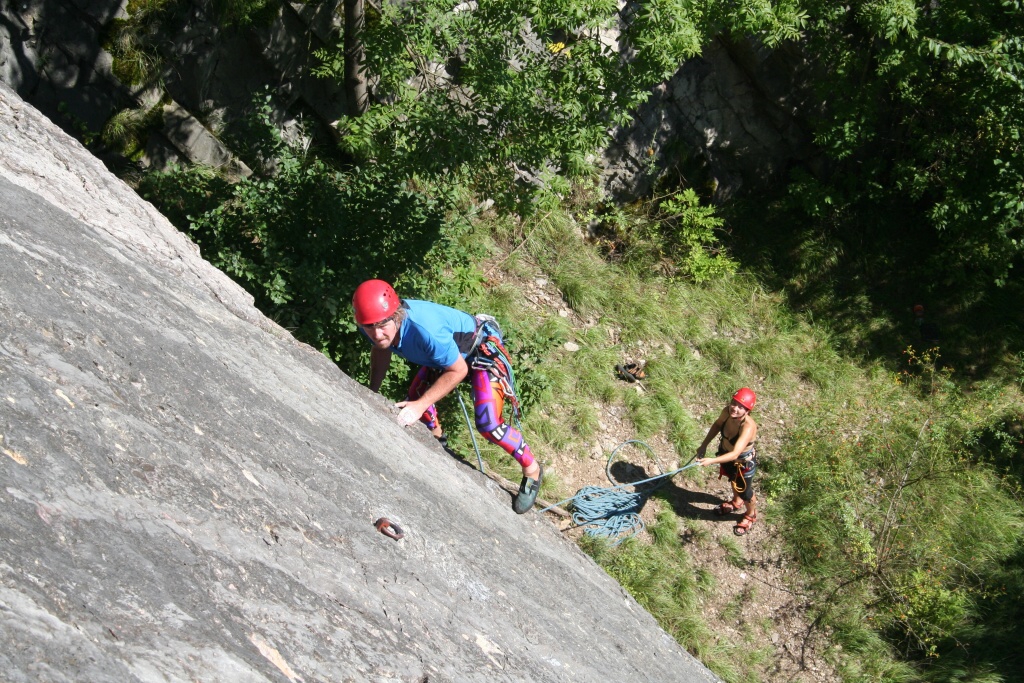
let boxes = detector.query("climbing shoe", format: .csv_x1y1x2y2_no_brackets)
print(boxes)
513,463,544,514
435,432,449,449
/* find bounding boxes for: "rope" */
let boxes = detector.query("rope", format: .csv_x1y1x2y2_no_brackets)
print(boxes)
537,444,700,545
570,486,647,543
455,323,523,475
456,390,485,472
731,460,747,494
606,439,668,493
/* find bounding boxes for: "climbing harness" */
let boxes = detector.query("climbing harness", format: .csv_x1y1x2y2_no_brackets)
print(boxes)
456,315,526,474
722,448,756,495
538,440,700,545
467,315,521,418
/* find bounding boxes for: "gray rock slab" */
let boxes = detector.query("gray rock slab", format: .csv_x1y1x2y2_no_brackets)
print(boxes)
0,82,718,681
161,100,252,179
601,38,814,203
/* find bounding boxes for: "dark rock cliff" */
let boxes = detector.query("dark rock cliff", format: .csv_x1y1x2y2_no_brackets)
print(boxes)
0,0,811,203
0,82,718,682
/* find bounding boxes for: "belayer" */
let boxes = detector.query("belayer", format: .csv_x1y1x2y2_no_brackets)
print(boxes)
352,280,544,513
695,388,759,536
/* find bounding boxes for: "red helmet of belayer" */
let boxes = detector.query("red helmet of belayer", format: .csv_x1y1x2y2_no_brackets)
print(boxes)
353,279,400,325
732,387,756,410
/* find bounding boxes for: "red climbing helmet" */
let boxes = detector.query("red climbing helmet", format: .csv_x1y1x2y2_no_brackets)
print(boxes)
352,279,400,325
732,387,756,410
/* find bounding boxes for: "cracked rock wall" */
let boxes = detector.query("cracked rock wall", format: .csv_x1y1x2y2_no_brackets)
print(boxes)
602,37,816,203
0,82,717,682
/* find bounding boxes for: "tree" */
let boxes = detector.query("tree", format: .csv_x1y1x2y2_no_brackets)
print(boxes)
775,0,1024,289
343,0,368,116
318,0,806,211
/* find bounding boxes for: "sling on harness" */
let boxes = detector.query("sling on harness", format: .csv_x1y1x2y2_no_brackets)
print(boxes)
719,447,756,494
467,315,520,417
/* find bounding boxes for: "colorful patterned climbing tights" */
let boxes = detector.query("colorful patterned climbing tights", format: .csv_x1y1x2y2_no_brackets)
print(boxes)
406,366,536,469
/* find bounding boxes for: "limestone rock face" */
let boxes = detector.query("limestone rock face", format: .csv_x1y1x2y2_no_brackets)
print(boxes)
0,82,717,682
0,0,343,174
602,38,816,203
2,1,812,202
0,0,130,134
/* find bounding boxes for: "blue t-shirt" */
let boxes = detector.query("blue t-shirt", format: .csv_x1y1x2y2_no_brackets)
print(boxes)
390,300,478,369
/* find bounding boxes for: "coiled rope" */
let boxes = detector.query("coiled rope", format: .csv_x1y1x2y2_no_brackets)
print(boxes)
567,486,647,543
538,440,699,545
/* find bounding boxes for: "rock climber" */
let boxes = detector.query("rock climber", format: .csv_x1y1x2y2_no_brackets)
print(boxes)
352,279,544,514
694,387,759,536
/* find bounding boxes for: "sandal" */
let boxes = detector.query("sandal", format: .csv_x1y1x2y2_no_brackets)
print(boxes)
616,363,646,382
734,513,757,536
513,462,544,514
714,500,743,516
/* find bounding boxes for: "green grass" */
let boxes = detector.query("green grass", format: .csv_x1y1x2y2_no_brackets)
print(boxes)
580,511,753,682
719,535,748,569
426,195,1024,683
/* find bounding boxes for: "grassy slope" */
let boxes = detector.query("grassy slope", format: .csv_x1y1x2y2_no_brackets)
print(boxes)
424,205,1024,683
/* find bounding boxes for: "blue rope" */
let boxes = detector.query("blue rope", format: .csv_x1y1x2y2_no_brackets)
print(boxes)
537,443,699,545
456,390,486,473
570,486,648,543
455,322,522,475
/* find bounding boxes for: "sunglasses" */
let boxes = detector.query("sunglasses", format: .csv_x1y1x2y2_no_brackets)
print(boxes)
360,316,396,330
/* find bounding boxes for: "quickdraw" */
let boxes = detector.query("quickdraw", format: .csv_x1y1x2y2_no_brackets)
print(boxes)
468,318,520,416
719,450,756,494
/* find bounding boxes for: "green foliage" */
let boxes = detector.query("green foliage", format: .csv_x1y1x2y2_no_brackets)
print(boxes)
210,0,278,26
105,0,280,90
657,190,738,283
55,102,100,146
767,353,1024,677
103,0,182,86
138,106,454,387
101,105,166,159
719,0,1024,384
137,165,231,228
614,188,737,282
760,0,1024,292
316,1,805,213
603,189,737,282
105,19,160,86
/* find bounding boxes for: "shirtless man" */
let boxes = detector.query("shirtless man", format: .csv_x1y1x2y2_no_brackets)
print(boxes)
695,388,759,536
